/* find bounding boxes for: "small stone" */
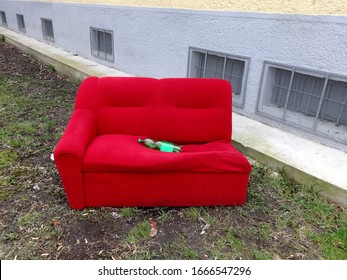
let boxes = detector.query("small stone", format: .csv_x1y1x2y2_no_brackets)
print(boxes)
269,171,280,178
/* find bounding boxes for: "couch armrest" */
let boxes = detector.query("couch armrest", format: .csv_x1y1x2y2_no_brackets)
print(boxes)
54,109,96,209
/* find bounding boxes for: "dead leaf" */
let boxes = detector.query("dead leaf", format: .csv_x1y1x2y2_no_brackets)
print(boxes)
53,219,61,227
149,218,158,238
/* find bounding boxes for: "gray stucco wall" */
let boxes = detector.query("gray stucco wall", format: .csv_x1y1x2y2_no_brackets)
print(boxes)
1,0,347,147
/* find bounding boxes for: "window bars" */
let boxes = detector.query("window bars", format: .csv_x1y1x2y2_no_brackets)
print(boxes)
41,18,55,42
258,63,347,142
90,27,114,62
188,47,249,108
0,11,7,27
16,14,26,33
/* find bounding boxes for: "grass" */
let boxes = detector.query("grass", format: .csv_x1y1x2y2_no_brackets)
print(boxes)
121,207,138,218
126,220,151,244
183,207,202,220
314,228,347,259
0,42,346,260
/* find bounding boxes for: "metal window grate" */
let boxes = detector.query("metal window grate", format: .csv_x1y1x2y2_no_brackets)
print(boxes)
0,11,7,27
268,66,347,127
225,59,245,96
90,27,114,62
41,18,55,42
188,48,249,107
192,51,245,95
271,68,291,108
272,70,324,118
16,14,26,33
321,80,347,125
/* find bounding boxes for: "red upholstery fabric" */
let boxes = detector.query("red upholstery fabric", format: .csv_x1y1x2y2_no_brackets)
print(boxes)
83,173,249,207
83,135,251,173
54,77,252,210
75,77,232,143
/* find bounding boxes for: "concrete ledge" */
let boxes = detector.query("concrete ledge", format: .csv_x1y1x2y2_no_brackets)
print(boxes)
0,27,131,81
1,27,346,207
232,114,347,207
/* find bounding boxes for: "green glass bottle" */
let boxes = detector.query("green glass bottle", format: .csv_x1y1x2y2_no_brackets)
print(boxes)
138,138,182,153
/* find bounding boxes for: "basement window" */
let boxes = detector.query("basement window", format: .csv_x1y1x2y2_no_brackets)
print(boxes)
90,27,114,62
16,14,26,33
188,47,250,107
41,18,55,42
0,11,7,27
258,62,347,142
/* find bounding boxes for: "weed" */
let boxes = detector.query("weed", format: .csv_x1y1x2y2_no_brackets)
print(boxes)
121,207,138,218
158,209,171,222
0,150,17,169
168,237,199,259
0,184,13,202
180,244,199,259
128,244,157,260
2,233,19,242
47,64,56,72
18,211,43,227
251,250,274,260
225,228,245,253
257,222,272,241
17,121,37,134
312,227,347,259
276,211,296,230
41,116,56,129
183,207,202,220
126,220,150,244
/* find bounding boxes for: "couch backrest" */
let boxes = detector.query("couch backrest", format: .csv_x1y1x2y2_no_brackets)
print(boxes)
75,76,232,143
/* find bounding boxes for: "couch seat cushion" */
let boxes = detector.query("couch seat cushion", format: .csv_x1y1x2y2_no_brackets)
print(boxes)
82,135,251,173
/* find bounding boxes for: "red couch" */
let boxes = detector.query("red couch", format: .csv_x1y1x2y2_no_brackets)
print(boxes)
54,77,252,210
